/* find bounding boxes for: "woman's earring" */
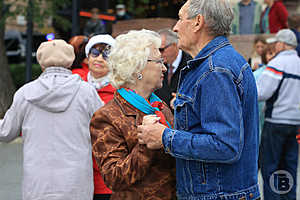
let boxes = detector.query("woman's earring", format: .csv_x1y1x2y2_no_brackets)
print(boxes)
137,73,143,80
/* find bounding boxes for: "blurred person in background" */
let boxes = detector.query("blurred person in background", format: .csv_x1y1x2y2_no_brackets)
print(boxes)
154,28,192,109
248,35,267,71
84,8,107,37
90,29,176,200
0,39,102,200
115,4,132,21
69,35,89,78
254,39,276,142
257,29,300,200
260,0,288,34
254,39,276,170
231,0,262,35
288,13,300,56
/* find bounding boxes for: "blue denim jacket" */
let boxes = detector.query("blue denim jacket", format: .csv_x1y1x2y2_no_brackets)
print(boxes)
162,36,260,200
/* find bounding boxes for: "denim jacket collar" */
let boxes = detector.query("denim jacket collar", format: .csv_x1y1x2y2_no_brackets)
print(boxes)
187,36,230,70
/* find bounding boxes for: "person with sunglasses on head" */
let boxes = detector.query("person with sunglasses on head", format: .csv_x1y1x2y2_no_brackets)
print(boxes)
154,28,192,110
90,29,176,200
84,34,116,200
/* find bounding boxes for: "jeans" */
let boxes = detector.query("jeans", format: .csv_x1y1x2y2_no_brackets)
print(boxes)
260,121,299,200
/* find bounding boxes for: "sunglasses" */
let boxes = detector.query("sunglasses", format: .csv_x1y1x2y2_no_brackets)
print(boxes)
90,47,111,60
159,43,173,53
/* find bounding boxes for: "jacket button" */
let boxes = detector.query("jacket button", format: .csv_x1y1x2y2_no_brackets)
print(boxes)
166,147,170,152
249,193,254,198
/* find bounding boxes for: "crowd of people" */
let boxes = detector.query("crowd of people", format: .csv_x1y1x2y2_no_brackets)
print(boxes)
1,0,300,200
232,0,289,35
83,4,132,37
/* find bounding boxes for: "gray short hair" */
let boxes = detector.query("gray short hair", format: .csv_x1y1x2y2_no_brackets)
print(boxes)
108,29,161,89
188,0,234,36
158,28,178,45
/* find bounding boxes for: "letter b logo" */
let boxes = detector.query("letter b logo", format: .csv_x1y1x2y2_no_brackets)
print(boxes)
270,170,293,194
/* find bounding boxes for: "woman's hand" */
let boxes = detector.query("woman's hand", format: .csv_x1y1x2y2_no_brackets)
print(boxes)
170,93,176,110
142,115,160,125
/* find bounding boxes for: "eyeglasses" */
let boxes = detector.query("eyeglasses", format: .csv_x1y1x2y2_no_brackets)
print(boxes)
147,58,164,65
89,47,111,60
159,43,173,53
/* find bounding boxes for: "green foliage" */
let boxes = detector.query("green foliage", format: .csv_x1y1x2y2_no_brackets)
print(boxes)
9,62,42,89
0,2,14,30
126,0,151,18
8,0,71,31
42,0,72,31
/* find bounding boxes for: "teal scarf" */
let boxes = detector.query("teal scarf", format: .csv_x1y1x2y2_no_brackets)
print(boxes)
117,88,171,128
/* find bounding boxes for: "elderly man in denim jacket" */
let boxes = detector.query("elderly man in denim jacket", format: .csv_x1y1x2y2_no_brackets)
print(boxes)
138,0,260,199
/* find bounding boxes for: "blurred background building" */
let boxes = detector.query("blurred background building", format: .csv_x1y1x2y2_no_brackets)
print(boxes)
3,0,300,64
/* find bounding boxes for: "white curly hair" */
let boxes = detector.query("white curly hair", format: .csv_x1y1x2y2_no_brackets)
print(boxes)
108,29,161,89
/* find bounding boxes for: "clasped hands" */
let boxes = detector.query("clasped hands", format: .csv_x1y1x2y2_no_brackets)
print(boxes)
137,115,167,150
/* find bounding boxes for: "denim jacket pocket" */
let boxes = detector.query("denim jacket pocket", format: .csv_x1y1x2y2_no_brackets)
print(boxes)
195,161,207,185
180,160,208,194
174,94,193,131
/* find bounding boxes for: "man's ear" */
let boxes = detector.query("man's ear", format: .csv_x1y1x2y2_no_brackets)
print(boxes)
194,14,205,32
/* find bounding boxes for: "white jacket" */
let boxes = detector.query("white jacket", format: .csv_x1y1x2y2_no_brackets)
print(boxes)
0,67,103,200
256,50,300,125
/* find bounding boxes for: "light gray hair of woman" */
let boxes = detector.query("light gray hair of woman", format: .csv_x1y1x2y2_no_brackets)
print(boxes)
158,28,178,45
108,29,161,89
188,0,234,36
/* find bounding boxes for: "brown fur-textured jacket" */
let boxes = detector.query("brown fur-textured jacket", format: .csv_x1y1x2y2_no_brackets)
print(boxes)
90,92,176,200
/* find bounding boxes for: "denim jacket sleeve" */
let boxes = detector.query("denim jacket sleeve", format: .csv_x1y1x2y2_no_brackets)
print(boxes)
163,70,244,164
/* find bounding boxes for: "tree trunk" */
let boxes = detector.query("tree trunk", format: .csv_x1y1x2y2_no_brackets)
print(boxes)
0,3,16,118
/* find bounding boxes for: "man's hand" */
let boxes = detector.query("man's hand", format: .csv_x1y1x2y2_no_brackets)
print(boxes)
137,115,167,150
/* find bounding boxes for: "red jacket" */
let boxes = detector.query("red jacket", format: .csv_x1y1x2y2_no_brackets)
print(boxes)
72,65,115,195
71,63,89,79
92,83,115,194
260,0,288,33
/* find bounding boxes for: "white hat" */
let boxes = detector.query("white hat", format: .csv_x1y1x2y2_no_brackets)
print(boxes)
116,4,125,9
85,34,116,57
266,29,297,47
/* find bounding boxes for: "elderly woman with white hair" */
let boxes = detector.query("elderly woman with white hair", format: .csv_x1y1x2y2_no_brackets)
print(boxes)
90,29,176,200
